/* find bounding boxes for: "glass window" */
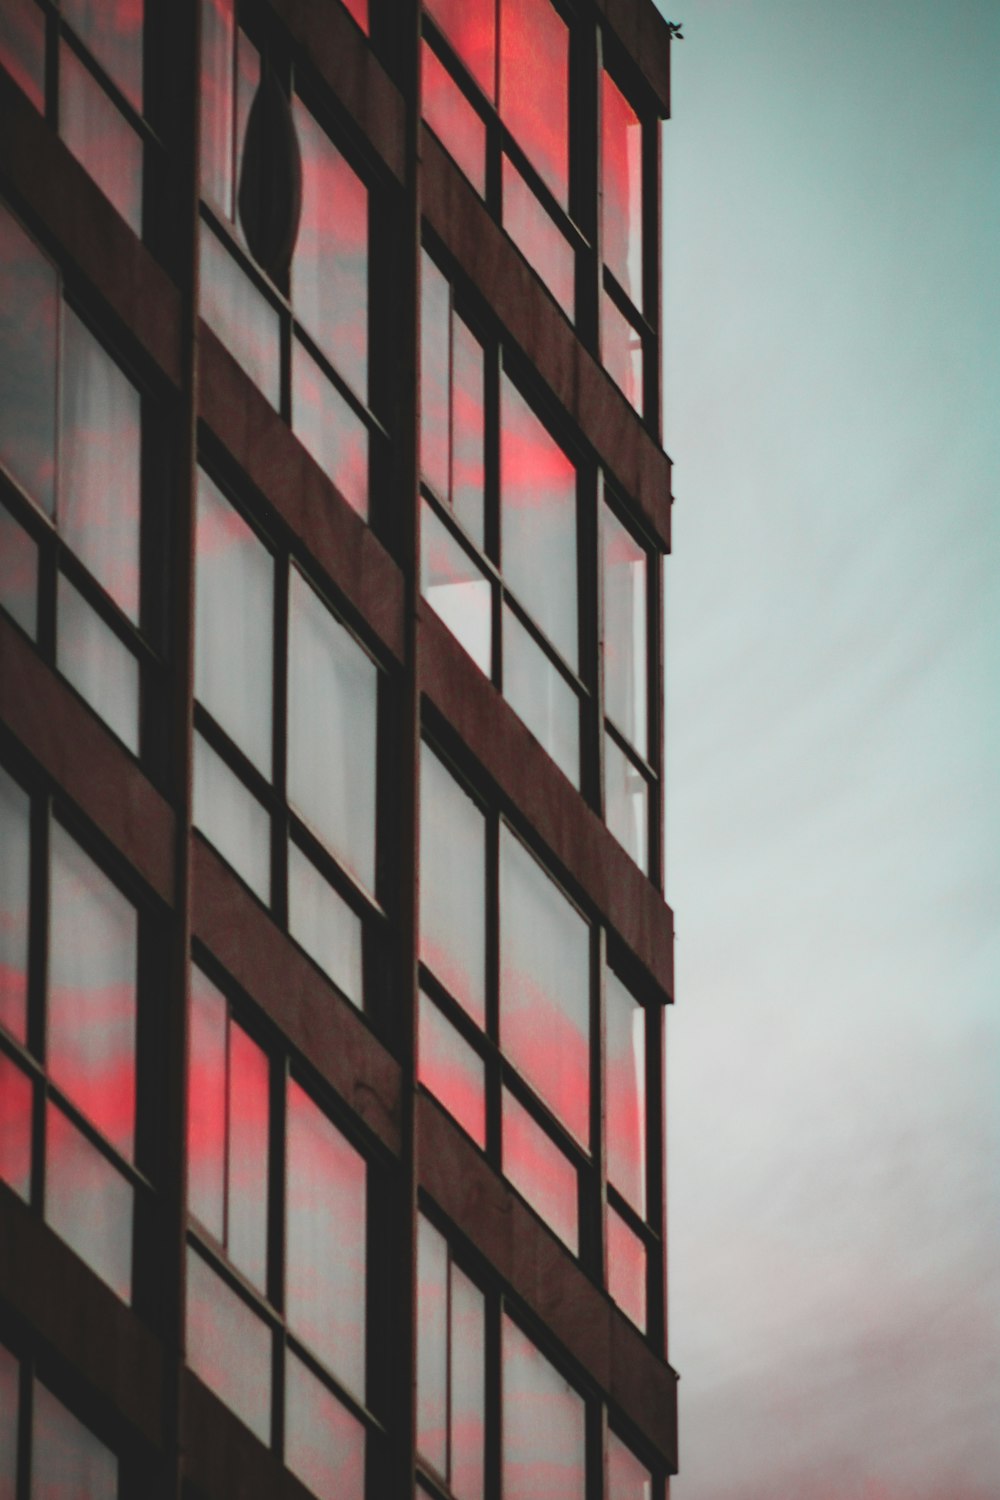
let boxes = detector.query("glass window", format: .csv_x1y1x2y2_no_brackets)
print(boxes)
226,1020,270,1290
199,225,281,408
285,1080,366,1398
421,500,493,677
425,0,496,100
420,252,486,547
450,1265,486,1500
502,1317,585,1500
602,71,643,308
193,731,272,902
45,1103,133,1301
59,43,142,235
601,503,648,754
0,1342,16,1500
499,827,589,1145
451,315,487,546
502,604,579,788
56,575,140,754
62,0,144,111
186,1247,272,1445
0,502,38,638
417,1216,486,1499
420,252,451,506
422,41,487,197
607,1205,646,1331
291,338,369,519
502,156,574,318
601,293,643,414
502,1087,577,1253
32,1379,117,1500
0,1051,32,1201
199,0,235,214
187,966,227,1243
0,0,45,113
416,1214,448,1474
605,967,646,1216
285,1351,365,1500
0,764,30,1043
287,570,377,893
498,0,569,209
287,842,364,1008
418,991,487,1149
604,732,648,873
340,0,368,32
607,1430,653,1500
419,743,487,1026
0,202,57,516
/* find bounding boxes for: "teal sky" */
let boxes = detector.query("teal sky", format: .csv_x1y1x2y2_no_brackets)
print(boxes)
658,2,1000,1495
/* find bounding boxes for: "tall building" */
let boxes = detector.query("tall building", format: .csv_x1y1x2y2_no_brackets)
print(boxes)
0,1,677,1496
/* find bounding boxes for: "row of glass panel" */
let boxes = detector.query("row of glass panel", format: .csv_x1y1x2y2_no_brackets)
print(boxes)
1,1343,120,1500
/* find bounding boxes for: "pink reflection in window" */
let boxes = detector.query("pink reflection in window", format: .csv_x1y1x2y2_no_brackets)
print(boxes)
450,1264,485,1500
499,0,568,209
227,1021,269,1290
0,203,57,515
607,1204,646,1331
425,0,495,100
285,1352,365,1500
60,44,143,235
419,991,486,1148
0,1342,16,1500
339,0,368,32
47,825,137,1159
199,0,234,212
45,1104,133,1300
502,1088,577,1253
419,743,487,1026
416,1214,447,1473
420,251,450,504
187,966,226,1242
502,157,574,319
0,1051,31,1201
452,314,486,545
0,503,39,639
607,1429,653,1500
601,292,643,415
63,0,144,112
0,0,46,113
291,338,369,519
292,98,368,401
186,1246,271,1444
0,765,30,1043
605,967,646,1216
422,41,487,198
602,71,643,307
502,1316,585,1500
421,500,493,677
285,1079,366,1398
32,1378,117,1500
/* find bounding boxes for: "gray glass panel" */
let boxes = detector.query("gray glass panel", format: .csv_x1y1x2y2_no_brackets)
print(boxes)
226,1021,269,1290
199,226,280,408
0,1342,16,1500
287,570,377,893
59,44,142,234
56,575,140,753
416,1213,448,1474
418,990,486,1149
288,842,364,1008
502,605,579,788
502,156,574,319
604,732,648,873
62,0,144,110
502,1088,578,1253
32,1379,117,1500
0,503,38,638
199,0,234,213
502,1317,585,1500
45,1104,133,1301
451,314,486,548
0,764,30,1043
0,1051,31,1201
291,338,369,519
0,0,46,113
601,291,643,415
186,1247,271,1444
187,966,226,1242
450,1265,485,1500
420,250,450,505
607,1429,653,1500
193,732,271,902
285,1352,365,1500
607,1203,646,1332
0,203,56,515
421,500,492,677
601,503,648,753
194,468,274,776
605,966,646,1216
419,743,486,1026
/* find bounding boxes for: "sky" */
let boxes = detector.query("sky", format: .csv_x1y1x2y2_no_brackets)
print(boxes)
658,2,1000,1497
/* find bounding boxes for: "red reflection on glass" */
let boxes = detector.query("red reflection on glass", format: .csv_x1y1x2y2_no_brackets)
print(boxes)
0,765,30,1043
0,203,57,515
607,1204,646,1331
60,43,143,235
452,314,486,544
450,1264,486,1500
502,1088,578,1253
605,967,646,1216
499,0,568,209
602,70,643,306
419,992,486,1148
227,1021,269,1289
0,1051,31,1201
417,1214,448,1472
285,1352,365,1500
0,0,46,113
187,966,226,1241
426,0,495,100
607,1428,652,1500
502,156,574,318
32,1378,118,1500
200,0,234,212
339,0,368,33
422,41,487,198
291,338,369,519
420,250,450,502
63,0,144,112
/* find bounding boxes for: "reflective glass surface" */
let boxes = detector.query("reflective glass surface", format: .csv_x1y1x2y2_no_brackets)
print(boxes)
422,42,487,197
187,966,226,1242
419,991,486,1149
0,1051,31,1201
0,765,30,1042
193,731,272,902
32,1379,117,1500
416,1214,448,1473
0,1342,15,1500
340,0,368,32
450,1265,486,1500
199,0,234,213
503,604,579,787
287,842,364,1008
227,1021,269,1290
56,575,140,754
601,503,648,752
421,254,487,549
45,1104,133,1300
60,307,141,621
607,1204,646,1331
500,375,577,669
425,0,495,100
498,0,569,208
502,157,574,318
419,742,486,1025
451,313,486,545
605,966,646,1215
502,1087,577,1253
0,503,38,638
421,501,492,676
291,338,368,519
60,44,142,234
420,252,450,504
499,827,589,1144
604,732,648,873
0,0,45,113
502,1317,585,1500
602,71,643,307
285,1079,366,1396
47,823,136,1157
601,292,643,414
287,569,377,893
63,0,144,111
285,1352,365,1500
0,204,57,515
195,468,274,776
293,99,368,401
199,226,281,407
186,1247,271,1444
607,1429,653,1500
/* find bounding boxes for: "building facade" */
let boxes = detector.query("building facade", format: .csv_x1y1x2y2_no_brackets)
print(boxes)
0,1,678,1496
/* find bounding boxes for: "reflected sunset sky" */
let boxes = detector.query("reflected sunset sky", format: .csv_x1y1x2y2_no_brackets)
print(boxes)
660,3,1000,1496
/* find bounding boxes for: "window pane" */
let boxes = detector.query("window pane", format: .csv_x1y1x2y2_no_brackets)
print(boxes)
285,1352,365,1500
199,226,281,408
0,501,38,638
60,307,141,621
291,338,369,520
233,28,259,237
287,571,377,893
604,733,648,873
607,1205,646,1331
498,0,568,208
421,257,486,549
0,1051,31,1201
187,966,227,1242
186,1247,271,1444
601,292,643,415
340,0,368,32
451,314,486,547
62,0,144,111
502,1088,577,1253
200,0,234,213
418,992,486,1149
0,765,30,1043
601,504,648,752
425,0,495,100
421,501,492,677
288,842,364,1009
450,1265,485,1500
500,376,577,670
416,1214,448,1474
0,1343,16,1500
56,576,140,754
420,251,450,504
422,42,486,198
195,468,274,776
285,1080,366,1397
605,967,646,1216
59,45,142,234
499,827,589,1145
48,823,136,1158
227,1022,269,1290
292,99,368,401
502,1317,585,1500
0,0,45,113
607,1430,653,1500
193,732,272,902
502,157,574,319
32,1379,117,1500
45,1104,132,1300
419,743,486,1026
602,72,643,307
0,204,57,515
502,605,579,788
